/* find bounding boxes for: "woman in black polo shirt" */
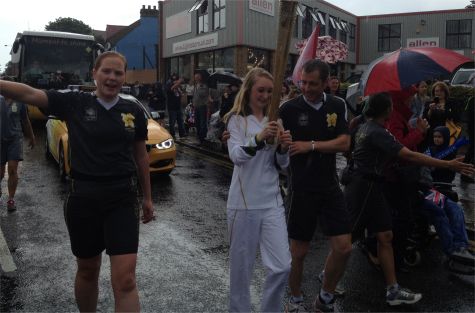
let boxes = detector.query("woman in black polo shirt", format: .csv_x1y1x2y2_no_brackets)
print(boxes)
0,51,153,312
346,92,473,307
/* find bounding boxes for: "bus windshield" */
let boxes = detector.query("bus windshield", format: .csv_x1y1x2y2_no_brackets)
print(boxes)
21,35,95,89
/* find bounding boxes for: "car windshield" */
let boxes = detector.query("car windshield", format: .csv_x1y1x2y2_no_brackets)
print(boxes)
452,69,475,85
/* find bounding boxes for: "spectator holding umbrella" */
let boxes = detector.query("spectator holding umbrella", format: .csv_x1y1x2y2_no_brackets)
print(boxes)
219,82,240,120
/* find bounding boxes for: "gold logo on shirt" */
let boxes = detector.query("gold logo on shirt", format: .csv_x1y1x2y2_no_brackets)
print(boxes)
121,113,135,128
326,113,337,127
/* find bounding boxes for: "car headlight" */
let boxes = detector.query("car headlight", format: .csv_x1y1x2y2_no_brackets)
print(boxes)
155,138,174,150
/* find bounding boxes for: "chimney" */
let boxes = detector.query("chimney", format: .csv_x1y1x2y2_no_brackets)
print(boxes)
140,4,159,18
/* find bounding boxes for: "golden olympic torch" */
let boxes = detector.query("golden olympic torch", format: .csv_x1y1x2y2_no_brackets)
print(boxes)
267,0,298,122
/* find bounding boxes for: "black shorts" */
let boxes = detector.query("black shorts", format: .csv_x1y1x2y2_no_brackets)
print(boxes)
345,176,392,240
64,178,140,258
1,138,23,165
287,186,351,241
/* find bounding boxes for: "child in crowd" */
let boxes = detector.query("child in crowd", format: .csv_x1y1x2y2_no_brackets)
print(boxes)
422,126,474,263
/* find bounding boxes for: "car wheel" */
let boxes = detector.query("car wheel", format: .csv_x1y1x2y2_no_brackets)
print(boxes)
59,144,67,181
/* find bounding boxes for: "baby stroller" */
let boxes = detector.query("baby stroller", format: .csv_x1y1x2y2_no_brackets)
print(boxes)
184,103,196,134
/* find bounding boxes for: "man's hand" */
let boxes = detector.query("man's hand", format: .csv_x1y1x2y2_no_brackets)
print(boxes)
448,156,475,177
289,141,312,156
278,130,292,153
221,130,230,143
141,200,155,224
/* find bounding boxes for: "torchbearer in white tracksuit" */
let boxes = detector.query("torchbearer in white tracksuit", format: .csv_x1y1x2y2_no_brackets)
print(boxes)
224,68,292,313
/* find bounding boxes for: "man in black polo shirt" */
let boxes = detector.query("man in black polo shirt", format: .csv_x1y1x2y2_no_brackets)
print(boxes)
280,60,352,312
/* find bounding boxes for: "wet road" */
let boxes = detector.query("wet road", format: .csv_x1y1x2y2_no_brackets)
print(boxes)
0,127,474,312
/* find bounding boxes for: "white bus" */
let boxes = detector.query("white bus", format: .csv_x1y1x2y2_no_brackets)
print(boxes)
10,31,102,118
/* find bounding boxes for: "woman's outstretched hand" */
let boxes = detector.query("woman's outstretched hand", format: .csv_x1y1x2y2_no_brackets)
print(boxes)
448,156,475,177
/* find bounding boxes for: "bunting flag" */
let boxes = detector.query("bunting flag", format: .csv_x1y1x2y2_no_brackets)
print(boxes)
292,24,320,85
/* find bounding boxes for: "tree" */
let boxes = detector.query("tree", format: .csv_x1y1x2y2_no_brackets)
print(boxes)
45,17,93,35
467,0,475,8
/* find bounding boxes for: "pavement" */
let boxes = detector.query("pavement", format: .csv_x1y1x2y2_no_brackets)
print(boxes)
175,134,475,233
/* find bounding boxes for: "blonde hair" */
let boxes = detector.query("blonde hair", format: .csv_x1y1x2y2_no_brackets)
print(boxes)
224,68,273,124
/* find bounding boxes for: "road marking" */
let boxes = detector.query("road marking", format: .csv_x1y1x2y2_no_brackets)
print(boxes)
0,225,17,272
179,146,234,170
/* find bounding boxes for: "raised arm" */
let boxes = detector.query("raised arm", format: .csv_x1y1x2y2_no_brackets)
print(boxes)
0,80,49,109
398,147,474,177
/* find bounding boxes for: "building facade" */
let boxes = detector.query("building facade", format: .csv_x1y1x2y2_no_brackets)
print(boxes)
160,0,474,82
110,5,160,83
358,9,474,69
161,0,358,80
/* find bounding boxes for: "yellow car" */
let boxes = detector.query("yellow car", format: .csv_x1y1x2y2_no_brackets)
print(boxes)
28,105,48,120
45,93,176,180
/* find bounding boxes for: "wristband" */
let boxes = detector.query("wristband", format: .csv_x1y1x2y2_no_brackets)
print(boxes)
311,140,315,151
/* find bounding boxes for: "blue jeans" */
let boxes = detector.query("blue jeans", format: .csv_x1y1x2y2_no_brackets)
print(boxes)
195,105,208,142
168,110,185,138
423,198,469,255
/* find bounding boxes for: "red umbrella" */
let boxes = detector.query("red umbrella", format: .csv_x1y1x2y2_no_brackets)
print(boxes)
361,47,472,96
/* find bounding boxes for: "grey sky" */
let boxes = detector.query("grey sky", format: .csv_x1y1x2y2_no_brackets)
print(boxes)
325,0,469,16
0,0,471,73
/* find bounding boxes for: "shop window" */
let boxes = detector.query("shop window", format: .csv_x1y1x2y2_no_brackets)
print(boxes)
378,23,401,52
446,19,472,49
167,55,192,80
198,51,214,73
247,48,270,71
214,48,234,72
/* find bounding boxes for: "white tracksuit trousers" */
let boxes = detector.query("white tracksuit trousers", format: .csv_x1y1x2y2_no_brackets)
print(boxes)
227,206,291,313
